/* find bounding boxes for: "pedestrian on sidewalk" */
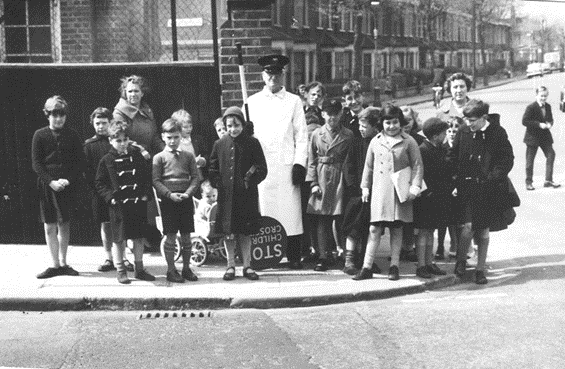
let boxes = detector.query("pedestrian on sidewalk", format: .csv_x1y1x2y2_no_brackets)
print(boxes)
247,54,308,271
436,73,472,122
152,119,201,283
413,118,451,278
448,99,514,285
209,107,268,281
306,99,354,271
522,86,560,190
353,104,423,281
436,117,462,260
342,107,380,275
95,120,155,284
83,107,135,273
32,96,84,279
304,81,325,125
399,106,424,263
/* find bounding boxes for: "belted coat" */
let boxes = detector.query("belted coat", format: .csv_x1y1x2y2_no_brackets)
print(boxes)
306,124,354,215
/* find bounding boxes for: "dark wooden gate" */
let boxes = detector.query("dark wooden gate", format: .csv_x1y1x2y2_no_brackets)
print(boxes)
0,63,221,245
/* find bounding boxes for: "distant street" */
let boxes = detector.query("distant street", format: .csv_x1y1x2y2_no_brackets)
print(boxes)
1,75,565,369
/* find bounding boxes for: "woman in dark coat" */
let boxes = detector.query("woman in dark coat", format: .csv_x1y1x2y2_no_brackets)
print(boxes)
449,100,514,285
209,107,267,281
32,96,84,279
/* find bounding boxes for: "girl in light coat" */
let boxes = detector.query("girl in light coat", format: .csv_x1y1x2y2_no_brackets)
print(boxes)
353,104,423,281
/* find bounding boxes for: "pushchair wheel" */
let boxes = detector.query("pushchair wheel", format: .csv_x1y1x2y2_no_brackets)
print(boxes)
218,238,228,260
190,237,208,266
159,235,182,262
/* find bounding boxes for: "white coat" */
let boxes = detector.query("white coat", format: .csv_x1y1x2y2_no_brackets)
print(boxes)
247,86,308,236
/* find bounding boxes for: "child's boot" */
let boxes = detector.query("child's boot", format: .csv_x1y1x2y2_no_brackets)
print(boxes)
116,262,130,284
342,250,358,275
134,261,155,281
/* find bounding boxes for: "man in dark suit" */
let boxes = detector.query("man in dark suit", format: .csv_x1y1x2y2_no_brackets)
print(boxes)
522,86,560,190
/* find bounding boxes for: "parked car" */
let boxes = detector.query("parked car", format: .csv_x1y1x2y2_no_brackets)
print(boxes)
542,63,552,74
526,63,543,78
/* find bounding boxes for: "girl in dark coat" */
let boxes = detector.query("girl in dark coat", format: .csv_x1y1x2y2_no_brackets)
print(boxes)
413,118,451,278
449,100,514,284
209,107,267,281
32,96,84,279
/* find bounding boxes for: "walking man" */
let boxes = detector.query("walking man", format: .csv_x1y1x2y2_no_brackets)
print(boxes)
522,86,560,190
247,54,308,270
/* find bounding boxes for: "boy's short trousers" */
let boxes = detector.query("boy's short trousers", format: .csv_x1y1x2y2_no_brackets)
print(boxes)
370,220,404,229
160,194,195,235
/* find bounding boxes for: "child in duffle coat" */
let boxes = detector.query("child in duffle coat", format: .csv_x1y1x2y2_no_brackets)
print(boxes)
353,104,423,281
209,107,267,281
32,96,84,279
413,118,451,278
306,99,354,272
95,120,155,284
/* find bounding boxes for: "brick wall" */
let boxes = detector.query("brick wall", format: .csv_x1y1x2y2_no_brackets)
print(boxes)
219,1,274,110
60,0,94,62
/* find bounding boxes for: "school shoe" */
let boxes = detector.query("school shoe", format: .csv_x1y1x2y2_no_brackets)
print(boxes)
59,265,79,276
388,265,400,281
166,270,185,283
98,260,116,272
134,269,156,282
223,267,236,281
314,259,328,272
352,267,373,280
475,270,488,284
544,181,561,188
123,259,135,272
426,263,447,275
416,266,432,279
243,267,259,281
182,268,198,281
526,184,535,191
454,260,467,277
36,267,60,279
117,271,131,284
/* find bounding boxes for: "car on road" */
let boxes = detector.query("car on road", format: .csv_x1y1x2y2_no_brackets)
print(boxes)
526,62,551,78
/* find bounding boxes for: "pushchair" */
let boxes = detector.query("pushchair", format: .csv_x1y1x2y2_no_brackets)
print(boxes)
154,189,227,266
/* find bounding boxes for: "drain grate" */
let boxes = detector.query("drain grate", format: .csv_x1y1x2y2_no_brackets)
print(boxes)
138,311,212,319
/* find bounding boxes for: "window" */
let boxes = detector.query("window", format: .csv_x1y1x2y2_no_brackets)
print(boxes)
293,51,306,87
1,0,56,62
362,53,372,77
293,1,304,28
320,51,332,82
319,0,329,29
309,51,315,81
335,51,352,80
273,0,281,26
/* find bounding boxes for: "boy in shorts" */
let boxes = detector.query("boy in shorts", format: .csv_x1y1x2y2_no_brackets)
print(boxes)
153,119,200,283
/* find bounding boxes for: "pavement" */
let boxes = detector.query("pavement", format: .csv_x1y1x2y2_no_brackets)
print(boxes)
0,242,467,311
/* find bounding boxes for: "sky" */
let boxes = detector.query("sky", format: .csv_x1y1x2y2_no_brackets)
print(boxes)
518,0,565,25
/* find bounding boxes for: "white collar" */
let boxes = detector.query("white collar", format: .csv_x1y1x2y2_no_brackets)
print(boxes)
262,86,286,99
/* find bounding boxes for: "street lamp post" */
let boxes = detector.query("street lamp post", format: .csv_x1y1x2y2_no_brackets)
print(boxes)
371,1,381,107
